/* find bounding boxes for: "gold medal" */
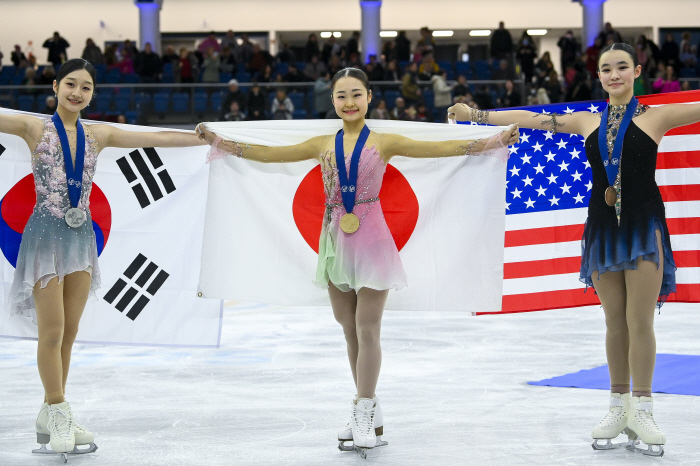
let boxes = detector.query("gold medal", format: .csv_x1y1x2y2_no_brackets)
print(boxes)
340,213,360,234
605,186,617,206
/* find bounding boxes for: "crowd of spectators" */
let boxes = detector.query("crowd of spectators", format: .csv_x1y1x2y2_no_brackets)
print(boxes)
1,24,699,121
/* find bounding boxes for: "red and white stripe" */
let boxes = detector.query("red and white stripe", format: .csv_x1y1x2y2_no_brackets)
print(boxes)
494,91,700,314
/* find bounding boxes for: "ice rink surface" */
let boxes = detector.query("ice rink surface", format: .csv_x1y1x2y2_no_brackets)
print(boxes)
1,301,699,466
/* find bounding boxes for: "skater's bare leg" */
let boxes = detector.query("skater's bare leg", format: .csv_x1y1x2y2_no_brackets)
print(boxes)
592,269,630,394
59,271,91,395
329,282,359,387
34,277,66,405
354,287,388,400
624,230,664,397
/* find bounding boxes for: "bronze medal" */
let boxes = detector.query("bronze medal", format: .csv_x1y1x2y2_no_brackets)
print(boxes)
340,213,360,234
605,186,617,206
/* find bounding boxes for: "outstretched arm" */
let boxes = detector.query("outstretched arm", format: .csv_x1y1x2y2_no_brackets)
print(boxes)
647,103,700,137
90,124,206,150
381,125,519,162
196,125,322,163
447,103,599,136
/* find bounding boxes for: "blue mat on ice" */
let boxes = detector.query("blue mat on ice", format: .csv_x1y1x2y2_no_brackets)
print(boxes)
529,354,700,396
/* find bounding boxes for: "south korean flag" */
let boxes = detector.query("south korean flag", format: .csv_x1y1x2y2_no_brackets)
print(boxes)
0,108,222,347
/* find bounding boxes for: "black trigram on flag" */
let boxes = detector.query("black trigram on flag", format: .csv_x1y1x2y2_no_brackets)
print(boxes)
104,254,169,320
0,143,5,157
116,148,176,208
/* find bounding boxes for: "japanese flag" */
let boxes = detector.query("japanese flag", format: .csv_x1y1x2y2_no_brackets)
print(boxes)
0,108,222,347
198,120,508,313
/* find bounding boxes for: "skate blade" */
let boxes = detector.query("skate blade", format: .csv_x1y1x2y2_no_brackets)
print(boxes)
339,438,388,453
591,438,634,451
354,446,369,459
626,442,664,457
32,443,98,455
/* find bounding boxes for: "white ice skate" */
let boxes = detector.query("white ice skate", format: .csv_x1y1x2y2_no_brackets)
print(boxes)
350,397,385,459
591,392,634,451
338,396,387,453
33,402,97,461
626,396,665,457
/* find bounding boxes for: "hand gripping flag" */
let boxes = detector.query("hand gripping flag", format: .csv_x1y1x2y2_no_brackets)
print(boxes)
0,108,222,347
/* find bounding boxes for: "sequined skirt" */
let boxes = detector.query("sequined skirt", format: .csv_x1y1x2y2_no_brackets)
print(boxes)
9,209,101,323
579,197,676,305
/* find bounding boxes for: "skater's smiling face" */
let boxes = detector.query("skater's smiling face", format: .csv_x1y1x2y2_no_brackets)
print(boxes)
53,68,94,115
332,76,371,122
597,48,640,102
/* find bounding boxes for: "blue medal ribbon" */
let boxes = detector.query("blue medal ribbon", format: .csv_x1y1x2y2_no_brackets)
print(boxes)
52,112,85,209
598,96,638,186
335,125,370,215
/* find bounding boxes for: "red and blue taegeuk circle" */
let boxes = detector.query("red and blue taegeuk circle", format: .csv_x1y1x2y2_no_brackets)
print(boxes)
0,175,111,267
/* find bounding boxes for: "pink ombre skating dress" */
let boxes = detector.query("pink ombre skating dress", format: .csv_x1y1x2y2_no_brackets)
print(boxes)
9,119,102,322
313,143,407,292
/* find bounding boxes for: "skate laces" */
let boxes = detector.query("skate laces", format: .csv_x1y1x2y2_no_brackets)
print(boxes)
353,405,375,436
48,407,74,441
633,402,661,433
597,397,627,427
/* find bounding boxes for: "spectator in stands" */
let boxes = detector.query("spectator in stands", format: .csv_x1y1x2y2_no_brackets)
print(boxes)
473,85,494,110
11,45,26,67
346,52,363,69
544,69,562,103
498,79,521,108
681,80,691,92
199,32,221,54
516,32,537,84
256,64,274,83
384,60,400,81
679,32,692,54
117,50,134,75
565,71,592,102
249,44,272,75
680,42,697,69
42,95,57,115
366,55,384,79
81,38,103,65
585,36,604,79
660,33,680,71
202,47,221,85
235,34,254,64
653,65,681,93
557,30,580,75
370,99,390,120
219,46,236,74
418,52,440,80
346,32,361,60
136,43,162,83
220,79,245,119
161,46,178,69
277,42,297,64
417,27,436,53
121,39,139,60
271,89,294,120
104,44,118,69
177,47,195,84
246,83,267,120
492,59,516,81
431,69,453,121
414,103,429,122
117,114,127,124
598,22,623,44
322,35,342,63
304,55,327,81
43,32,70,67
401,62,421,106
0,48,3,68
223,101,246,121
221,30,238,53
38,66,56,85
395,31,411,63
328,55,343,77
391,97,408,120
304,34,321,62
21,68,40,95
314,71,333,118
453,75,470,98
284,64,307,93
535,51,554,77
490,22,513,61
382,41,396,64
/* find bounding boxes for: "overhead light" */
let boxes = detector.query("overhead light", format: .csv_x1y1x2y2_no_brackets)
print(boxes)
469,30,491,37
333,32,342,38
380,31,398,38
527,29,548,36
433,30,454,37
320,32,332,38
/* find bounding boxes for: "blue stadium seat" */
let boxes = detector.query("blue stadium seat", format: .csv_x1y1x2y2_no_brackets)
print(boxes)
193,92,208,113
17,95,36,112
473,60,491,80
422,89,435,109
220,72,233,83
104,68,122,84
210,91,224,112
680,67,698,78
383,90,401,109
114,95,132,113
134,92,151,107
235,71,252,83
288,91,306,109
124,110,140,125
274,63,288,79
437,61,452,73
399,61,411,72
292,109,307,119
172,92,189,113
153,93,170,113
122,73,140,84
94,95,112,112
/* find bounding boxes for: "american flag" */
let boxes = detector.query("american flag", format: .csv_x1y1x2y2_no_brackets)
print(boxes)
468,89,700,314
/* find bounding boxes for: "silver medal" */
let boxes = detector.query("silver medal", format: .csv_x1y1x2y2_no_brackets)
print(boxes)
65,207,87,228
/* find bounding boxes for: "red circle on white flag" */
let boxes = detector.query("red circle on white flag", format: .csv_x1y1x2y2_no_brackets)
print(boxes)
292,165,419,253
